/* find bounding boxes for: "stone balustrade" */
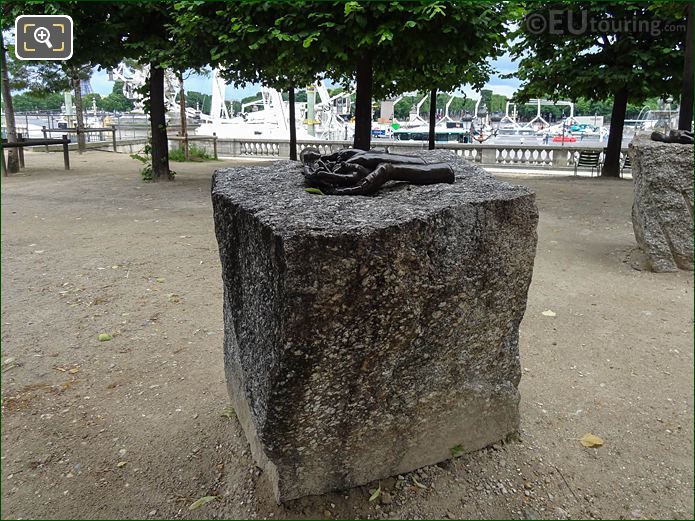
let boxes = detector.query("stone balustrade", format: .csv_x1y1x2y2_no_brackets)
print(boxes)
197,136,629,170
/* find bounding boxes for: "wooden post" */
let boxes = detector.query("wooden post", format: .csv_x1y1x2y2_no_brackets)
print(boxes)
42,126,49,152
213,132,218,160
112,125,117,152
62,134,70,170
17,132,25,168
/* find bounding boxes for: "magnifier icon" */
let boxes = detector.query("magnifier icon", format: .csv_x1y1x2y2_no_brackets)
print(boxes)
34,26,53,49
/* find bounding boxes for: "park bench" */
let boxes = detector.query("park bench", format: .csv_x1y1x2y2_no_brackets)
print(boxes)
573,149,602,176
1,133,71,175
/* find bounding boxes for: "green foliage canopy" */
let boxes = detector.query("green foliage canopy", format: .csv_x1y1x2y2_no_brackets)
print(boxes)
509,1,686,104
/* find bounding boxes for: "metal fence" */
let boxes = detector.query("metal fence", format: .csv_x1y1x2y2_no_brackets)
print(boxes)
1,111,199,141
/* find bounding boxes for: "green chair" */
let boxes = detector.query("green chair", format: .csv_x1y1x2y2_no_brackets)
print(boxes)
573,150,602,176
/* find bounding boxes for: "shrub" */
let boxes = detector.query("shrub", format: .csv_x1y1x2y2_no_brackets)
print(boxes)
131,143,153,181
131,142,175,181
169,144,215,162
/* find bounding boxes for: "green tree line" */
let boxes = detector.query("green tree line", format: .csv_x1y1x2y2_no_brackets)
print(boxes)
5,81,135,113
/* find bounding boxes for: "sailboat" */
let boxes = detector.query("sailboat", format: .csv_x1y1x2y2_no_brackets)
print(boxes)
195,70,352,140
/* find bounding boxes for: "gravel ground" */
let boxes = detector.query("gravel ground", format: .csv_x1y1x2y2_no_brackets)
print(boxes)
1,150,692,520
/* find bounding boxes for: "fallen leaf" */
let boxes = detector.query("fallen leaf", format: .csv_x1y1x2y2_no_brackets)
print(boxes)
117,461,127,468
220,406,236,420
68,368,79,374
368,483,381,502
450,445,465,458
305,187,325,195
3,357,16,366
541,310,556,317
155,277,165,283
579,433,604,448
60,380,76,391
98,333,113,342
188,495,218,510
412,476,427,489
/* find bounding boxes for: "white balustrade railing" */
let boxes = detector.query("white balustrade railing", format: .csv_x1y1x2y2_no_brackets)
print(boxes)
186,137,630,170
240,140,280,157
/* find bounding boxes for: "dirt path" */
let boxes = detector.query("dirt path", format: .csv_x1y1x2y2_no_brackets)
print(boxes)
1,151,692,520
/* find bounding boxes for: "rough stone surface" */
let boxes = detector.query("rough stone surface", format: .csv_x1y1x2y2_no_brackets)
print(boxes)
211,150,538,502
630,134,694,272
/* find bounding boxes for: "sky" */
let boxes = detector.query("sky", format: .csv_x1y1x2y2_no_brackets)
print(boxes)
90,55,522,101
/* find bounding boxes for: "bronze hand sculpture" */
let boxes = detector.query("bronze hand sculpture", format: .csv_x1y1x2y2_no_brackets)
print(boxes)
651,130,694,144
300,148,455,196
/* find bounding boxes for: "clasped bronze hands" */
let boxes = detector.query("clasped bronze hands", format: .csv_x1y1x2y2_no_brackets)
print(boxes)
301,148,455,196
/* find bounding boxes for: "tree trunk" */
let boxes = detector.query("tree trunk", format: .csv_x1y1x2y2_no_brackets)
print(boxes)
602,87,628,177
679,2,694,131
149,65,171,181
72,74,86,153
353,51,373,151
178,72,189,160
288,86,297,161
428,88,437,150
1,37,20,174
